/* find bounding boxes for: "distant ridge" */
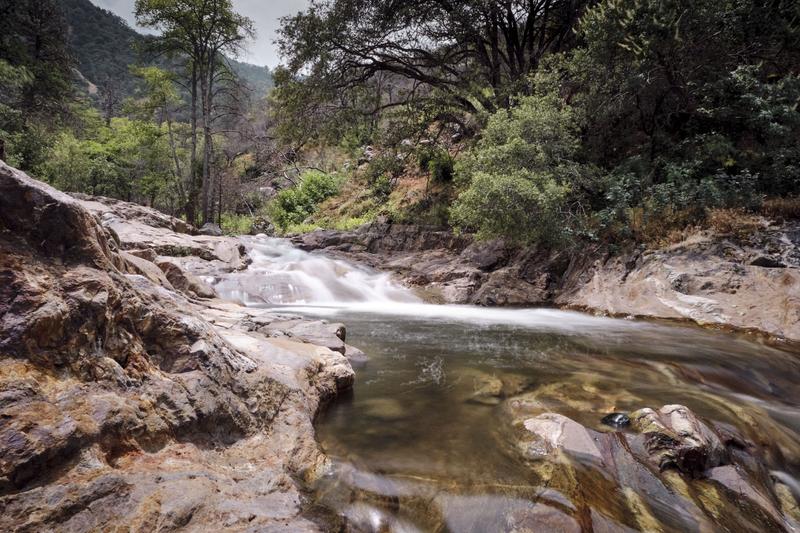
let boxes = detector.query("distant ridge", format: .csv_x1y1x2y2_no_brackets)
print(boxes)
61,0,273,100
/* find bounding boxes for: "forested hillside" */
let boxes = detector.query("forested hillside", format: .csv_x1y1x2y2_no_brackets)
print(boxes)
62,0,273,100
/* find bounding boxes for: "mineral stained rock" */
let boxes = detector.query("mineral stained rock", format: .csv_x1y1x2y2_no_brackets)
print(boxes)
0,161,354,531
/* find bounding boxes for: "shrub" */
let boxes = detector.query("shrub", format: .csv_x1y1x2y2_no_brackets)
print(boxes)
762,197,800,221
451,92,587,245
268,170,341,231
363,153,403,200
707,208,763,239
220,213,254,236
451,171,570,244
427,150,454,183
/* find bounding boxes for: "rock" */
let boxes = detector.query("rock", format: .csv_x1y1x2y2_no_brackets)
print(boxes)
601,412,631,428
0,161,353,531
155,258,217,299
120,251,175,290
198,222,224,236
294,219,800,341
751,255,786,268
630,404,727,475
460,239,510,271
343,344,369,367
466,370,527,405
516,406,793,531
522,413,605,462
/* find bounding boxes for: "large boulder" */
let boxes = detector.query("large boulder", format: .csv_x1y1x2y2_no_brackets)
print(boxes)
0,161,354,531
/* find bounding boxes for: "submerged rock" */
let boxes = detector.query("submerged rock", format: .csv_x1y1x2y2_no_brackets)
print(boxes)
516,405,798,531
601,412,630,428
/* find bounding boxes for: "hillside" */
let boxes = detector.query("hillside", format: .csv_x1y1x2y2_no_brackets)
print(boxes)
62,0,273,99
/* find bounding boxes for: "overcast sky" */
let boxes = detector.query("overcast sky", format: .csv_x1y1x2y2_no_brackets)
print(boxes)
90,0,309,67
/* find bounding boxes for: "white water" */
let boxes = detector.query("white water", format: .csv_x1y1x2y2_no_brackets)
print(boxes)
215,235,649,333
215,235,419,305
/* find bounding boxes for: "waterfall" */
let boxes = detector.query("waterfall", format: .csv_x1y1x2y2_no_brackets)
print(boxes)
213,235,649,332
214,235,420,306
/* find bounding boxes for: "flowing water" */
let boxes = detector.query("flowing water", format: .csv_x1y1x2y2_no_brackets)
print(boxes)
215,236,800,532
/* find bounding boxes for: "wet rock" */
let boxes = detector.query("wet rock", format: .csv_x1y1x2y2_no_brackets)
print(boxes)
601,412,630,428
522,413,605,462
630,404,727,475
510,402,800,531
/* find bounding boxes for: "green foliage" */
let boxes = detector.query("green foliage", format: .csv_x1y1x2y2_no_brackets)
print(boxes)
418,147,454,183
452,171,571,243
220,213,254,235
0,0,75,169
268,171,342,231
451,93,588,244
37,117,178,205
364,154,403,200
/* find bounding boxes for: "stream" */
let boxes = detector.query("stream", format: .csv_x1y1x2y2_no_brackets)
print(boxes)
215,235,800,532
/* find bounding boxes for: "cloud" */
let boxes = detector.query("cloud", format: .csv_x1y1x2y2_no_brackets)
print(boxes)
89,0,309,67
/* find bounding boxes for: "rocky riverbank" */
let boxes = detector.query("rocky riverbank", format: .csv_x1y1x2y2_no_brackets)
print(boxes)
294,220,800,342
0,162,356,531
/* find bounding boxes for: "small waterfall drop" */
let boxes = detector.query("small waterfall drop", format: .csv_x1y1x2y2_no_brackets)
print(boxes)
214,235,650,332
215,235,420,306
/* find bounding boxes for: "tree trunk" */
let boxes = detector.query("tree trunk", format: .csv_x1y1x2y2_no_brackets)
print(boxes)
200,59,214,224
186,62,199,226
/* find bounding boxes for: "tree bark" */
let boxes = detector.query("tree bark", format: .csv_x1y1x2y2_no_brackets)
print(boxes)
186,61,199,226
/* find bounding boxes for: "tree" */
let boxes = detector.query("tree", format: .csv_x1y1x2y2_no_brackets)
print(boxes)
135,0,255,224
274,0,590,144
0,0,75,168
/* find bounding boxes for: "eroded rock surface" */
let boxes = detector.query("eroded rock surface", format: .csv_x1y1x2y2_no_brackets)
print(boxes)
516,406,798,532
0,162,354,531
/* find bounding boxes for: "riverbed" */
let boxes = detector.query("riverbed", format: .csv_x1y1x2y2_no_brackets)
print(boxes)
215,236,800,532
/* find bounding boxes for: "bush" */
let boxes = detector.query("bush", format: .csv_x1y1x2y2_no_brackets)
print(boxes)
451,171,570,244
451,92,587,244
427,150,454,183
220,213,254,236
268,170,341,231
364,154,403,200
762,197,800,221
707,208,763,239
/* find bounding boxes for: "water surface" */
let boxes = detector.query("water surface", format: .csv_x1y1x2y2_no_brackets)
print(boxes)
215,236,800,532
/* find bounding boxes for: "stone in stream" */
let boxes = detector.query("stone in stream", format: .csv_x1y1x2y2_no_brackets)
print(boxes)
601,412,631,428
514,405,796,532
629,404,727,476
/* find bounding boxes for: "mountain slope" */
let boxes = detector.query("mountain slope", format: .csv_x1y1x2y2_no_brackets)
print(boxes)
61,0,273,100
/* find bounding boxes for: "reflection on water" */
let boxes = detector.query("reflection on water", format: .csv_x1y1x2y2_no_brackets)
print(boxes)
216,236,800,532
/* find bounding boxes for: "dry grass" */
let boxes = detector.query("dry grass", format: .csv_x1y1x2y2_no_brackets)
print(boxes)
761,196,800,221
706,208,763,238
625,207,699,247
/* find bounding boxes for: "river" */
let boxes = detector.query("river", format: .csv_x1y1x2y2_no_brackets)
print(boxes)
215,235,800,532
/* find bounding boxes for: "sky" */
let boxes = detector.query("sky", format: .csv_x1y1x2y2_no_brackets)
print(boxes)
90,0,309,67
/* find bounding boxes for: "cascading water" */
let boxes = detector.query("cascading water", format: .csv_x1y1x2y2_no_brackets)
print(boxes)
214,235,800,532
215,235,419,306
215,235,651,332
